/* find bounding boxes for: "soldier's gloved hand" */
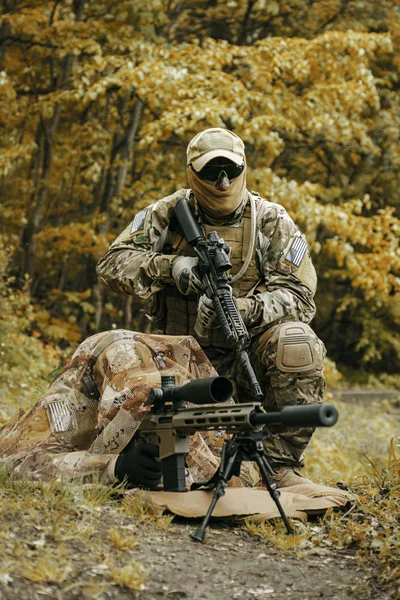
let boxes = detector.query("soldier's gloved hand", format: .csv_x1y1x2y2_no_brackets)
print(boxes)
196,294,217,329
114,442,162,489
171,256,203,295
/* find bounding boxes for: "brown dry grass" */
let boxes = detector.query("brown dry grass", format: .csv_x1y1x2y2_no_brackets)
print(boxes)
246,398,400,593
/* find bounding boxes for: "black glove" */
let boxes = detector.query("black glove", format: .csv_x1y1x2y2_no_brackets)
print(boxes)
114,442,162,489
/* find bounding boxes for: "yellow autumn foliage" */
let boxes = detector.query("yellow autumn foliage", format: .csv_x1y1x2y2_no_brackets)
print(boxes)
0,0,399,381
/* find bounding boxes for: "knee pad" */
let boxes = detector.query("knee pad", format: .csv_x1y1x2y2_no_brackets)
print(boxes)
276,322,324,373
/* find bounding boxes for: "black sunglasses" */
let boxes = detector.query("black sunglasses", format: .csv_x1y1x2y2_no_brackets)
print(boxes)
192,162,245,182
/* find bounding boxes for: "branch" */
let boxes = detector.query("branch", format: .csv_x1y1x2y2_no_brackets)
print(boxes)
237,0,257,45
0,36,59,49
49,0,61,26
318,0,350,34
15,86,56,96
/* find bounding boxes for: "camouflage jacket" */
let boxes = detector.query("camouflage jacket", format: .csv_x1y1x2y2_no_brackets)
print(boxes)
0,331,229,484
97,189,317,339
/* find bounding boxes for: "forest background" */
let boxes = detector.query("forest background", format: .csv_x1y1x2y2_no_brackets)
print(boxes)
1,0,400,417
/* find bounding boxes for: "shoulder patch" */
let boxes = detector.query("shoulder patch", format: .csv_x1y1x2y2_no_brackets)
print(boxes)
283,235,308,268
131,208,148,235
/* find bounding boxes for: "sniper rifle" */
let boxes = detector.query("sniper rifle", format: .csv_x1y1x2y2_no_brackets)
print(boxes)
138,375,339,542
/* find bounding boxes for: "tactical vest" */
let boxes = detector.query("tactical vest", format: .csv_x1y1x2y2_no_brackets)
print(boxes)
163,194,262,348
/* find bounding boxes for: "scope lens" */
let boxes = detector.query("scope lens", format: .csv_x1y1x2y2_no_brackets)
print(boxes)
209,377,234,403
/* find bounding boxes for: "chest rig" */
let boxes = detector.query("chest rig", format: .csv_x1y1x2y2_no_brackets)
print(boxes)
162,193,261,348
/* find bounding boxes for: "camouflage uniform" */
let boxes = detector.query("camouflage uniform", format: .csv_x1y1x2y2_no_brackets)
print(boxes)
0,330,228,484
97,190,326,470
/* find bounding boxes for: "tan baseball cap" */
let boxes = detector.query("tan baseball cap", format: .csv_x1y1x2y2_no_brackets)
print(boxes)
187,128,245,171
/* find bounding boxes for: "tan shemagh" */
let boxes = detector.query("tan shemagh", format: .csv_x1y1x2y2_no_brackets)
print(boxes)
187,166,247,219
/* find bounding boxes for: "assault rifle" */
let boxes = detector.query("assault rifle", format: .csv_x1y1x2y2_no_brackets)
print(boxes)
138,375,339,542
172,197,263,401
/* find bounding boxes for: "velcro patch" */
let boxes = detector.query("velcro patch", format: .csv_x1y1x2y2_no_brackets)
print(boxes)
283,235,308,268
130,208,148,235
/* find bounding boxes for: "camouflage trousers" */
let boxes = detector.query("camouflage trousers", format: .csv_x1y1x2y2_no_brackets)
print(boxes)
205,321,326,470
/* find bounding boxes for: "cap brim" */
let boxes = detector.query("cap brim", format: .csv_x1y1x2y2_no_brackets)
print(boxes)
190,149,244,171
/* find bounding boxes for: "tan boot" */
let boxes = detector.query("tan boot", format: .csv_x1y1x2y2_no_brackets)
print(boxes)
270,467,313,489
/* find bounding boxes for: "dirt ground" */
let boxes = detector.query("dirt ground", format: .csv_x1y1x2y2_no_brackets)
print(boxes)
104,521,385,600
0,509,396,600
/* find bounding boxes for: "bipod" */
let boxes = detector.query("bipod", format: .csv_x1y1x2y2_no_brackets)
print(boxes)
190,430,294,542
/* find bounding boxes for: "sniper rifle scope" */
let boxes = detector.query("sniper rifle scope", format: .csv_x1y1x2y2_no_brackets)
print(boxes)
150,375,233,410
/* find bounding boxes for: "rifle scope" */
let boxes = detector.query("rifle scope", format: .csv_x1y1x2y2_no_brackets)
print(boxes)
250,403,338,428
150,376,233,406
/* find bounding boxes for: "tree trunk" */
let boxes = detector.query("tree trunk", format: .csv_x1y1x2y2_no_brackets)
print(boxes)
94,97,144,331
19,1,86,292
24,107,61,289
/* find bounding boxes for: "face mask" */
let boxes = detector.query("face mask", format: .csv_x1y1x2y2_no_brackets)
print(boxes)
187,163,247,219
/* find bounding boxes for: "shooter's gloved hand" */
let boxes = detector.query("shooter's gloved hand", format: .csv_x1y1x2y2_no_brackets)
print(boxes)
114,442,162,489
197,295,217,329
194,294,218,338
171,256,203,295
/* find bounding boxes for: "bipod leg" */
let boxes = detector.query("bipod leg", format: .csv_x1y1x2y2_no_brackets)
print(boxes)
253,454,294,535
191,444,240,543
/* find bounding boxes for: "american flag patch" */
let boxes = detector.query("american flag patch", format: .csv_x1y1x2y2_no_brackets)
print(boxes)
47,401,71,433
283,236,308,268
131,208,147,234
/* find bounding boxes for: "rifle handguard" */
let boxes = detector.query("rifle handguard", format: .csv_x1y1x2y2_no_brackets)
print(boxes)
220,292,249,341
213,294,237,344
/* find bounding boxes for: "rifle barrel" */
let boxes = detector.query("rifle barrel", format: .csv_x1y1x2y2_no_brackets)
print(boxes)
250,403,338,428
174,198,205,246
